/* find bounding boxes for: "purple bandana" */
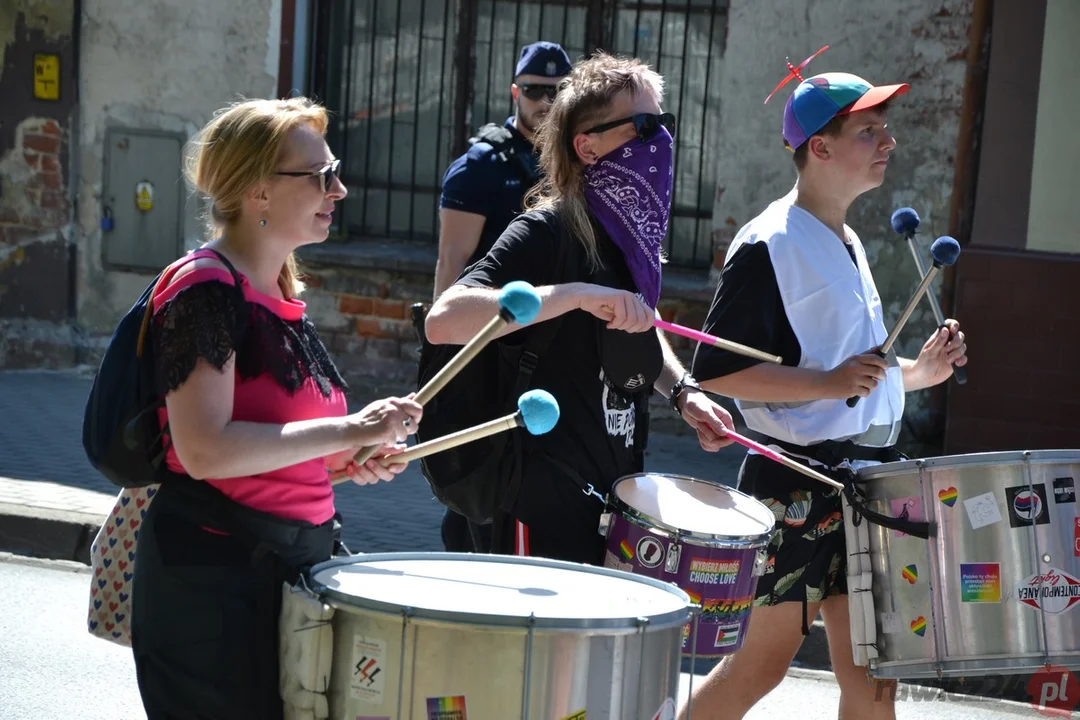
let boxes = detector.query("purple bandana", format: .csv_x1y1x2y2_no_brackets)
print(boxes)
583,127,674,309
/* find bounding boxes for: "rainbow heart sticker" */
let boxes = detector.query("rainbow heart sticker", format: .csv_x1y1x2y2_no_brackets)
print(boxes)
938,487,958,507
619,539,634,561
902,564,918,584
910,617,927,637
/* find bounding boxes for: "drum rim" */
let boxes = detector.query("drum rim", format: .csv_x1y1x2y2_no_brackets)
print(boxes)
308,552,694,631
856,449,1080,481
610,472,775,545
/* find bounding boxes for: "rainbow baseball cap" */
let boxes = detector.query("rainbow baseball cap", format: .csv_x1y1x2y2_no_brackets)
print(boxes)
782,73,909,150
763,47,909,150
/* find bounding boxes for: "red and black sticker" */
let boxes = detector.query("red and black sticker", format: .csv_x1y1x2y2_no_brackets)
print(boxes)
1005,484,1050,528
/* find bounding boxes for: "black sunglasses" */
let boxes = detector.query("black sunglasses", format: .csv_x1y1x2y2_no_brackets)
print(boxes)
275,158,341,193
519,83,560,102
584,112,677,142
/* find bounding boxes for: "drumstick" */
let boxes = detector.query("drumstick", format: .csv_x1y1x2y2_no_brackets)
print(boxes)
348,281,542,466
330,389,560,485
890,208,967,385
847,236,961,407
723,428,845,491
654,319,783,365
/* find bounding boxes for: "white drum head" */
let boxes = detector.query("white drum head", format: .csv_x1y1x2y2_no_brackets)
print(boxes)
614,473,775,539
311,553,690,629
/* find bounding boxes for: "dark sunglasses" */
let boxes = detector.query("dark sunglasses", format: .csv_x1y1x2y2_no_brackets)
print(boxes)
519,83,560,102
275,158,341,193
584,112,677,142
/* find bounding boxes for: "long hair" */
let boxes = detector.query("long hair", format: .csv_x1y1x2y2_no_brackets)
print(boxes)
184,97,329,299
526,53,664,269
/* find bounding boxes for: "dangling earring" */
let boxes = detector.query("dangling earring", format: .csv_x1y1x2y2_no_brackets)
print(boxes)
260,218,267,227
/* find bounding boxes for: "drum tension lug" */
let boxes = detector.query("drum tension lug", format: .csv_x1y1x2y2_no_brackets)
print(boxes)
664,542,681,574
597,512,612,537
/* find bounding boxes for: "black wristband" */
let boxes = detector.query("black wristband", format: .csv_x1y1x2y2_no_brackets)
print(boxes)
670,373,702,414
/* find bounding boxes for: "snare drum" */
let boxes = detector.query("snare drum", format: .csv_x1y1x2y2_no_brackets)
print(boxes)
284,552,692,719
857,450,1080,679
600,473,776,658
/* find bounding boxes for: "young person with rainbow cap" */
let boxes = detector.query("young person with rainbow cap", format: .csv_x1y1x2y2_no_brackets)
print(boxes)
680,53,968,719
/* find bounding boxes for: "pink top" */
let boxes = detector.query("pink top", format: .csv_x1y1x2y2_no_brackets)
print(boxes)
152,250,346,525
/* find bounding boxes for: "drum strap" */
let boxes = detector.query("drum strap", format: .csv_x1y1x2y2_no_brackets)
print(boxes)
755,435,935,540
843,478,934,540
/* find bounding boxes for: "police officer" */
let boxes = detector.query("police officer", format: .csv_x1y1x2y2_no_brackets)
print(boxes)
433,41,572,298
432,41,572,553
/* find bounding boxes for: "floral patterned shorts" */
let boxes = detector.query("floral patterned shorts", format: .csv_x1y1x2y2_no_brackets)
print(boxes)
738,456,848,607
753,488,847,606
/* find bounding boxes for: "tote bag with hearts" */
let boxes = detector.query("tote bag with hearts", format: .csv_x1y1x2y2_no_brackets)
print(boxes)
87,485,158,647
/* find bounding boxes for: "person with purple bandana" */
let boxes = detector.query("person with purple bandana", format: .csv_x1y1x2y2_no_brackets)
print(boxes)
680,56,968,720
425,52,736,563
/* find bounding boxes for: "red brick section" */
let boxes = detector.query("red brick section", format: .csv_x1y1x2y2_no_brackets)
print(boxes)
337,297,412,323
944,246,1080,454
0,118,69,238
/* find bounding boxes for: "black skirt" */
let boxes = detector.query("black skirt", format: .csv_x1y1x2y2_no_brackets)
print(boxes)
130,478,336,720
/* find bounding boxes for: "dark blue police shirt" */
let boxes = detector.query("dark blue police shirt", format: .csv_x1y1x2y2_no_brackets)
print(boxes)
438,117,539,266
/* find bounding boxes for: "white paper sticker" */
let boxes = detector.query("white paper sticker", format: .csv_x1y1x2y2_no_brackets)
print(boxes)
652,697,676,720
350,635,387,704
964,491,1003,530
880,611,902,634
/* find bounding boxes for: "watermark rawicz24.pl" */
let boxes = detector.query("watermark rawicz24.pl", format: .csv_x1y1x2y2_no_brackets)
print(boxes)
872,665,1079,716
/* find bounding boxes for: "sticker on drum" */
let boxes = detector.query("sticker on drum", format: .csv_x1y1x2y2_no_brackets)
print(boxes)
351,636,387,703
651,697,676,720
426,695,467,720
603,473,775,658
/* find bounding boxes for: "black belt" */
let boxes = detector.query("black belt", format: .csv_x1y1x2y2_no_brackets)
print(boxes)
754,435,934,540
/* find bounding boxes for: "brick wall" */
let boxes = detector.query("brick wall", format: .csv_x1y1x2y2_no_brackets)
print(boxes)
945,247,1080,453
298,253,434,397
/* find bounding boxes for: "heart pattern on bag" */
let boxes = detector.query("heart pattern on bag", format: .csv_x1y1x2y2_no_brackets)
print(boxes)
87,484,159,647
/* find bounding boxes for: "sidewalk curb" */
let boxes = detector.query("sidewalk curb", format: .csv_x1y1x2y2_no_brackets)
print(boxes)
0,501,103,565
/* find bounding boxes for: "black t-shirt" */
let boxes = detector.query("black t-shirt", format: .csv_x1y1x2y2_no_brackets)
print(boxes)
439,118,540,265
691,240,857,499
456,208,663,550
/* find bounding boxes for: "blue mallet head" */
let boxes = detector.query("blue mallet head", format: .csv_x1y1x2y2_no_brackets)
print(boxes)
930,236,961,267
890,207,920,236
518,389,560,435
499,281,542,324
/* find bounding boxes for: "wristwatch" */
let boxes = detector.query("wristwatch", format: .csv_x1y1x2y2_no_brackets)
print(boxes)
670,373,702,414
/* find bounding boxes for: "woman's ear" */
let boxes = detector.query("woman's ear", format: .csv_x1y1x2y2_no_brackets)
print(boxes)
247,182,271,213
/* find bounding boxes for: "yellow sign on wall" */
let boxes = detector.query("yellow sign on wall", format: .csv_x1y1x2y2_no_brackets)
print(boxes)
34,53,60,101
136,182,154,211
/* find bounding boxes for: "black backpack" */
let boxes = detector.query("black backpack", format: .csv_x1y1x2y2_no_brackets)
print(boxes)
415,213,578,525
469,122,540,188
82,249,244,489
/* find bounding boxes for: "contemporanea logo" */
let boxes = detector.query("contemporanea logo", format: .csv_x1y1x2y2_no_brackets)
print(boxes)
1017,568,1080,613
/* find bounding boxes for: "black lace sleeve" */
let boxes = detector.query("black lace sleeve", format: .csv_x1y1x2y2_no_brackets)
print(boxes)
151,280,246,394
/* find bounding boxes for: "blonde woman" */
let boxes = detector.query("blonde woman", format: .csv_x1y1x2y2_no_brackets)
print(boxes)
130,97,422,719
425,54,735,564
